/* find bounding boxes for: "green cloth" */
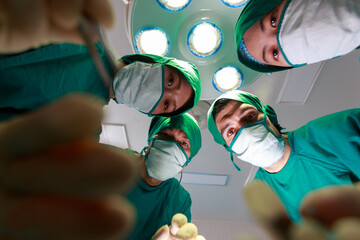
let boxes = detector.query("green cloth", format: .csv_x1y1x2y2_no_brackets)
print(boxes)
126,177,191,240
255,109,360,222
235,0,292,72
148,113,202,159
207,90,281,147
121,54,201,116
0,43,111,121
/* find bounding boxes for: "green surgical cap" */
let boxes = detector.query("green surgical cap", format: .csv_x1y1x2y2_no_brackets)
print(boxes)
235,0,292,73
207,90,281,147
121,54,201,116
148,113,202,160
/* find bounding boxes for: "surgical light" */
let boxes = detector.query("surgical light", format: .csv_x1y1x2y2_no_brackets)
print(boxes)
220,0,248,7
212,66,243,92
157,0,191,12
135,27,169,56
188,22,222,58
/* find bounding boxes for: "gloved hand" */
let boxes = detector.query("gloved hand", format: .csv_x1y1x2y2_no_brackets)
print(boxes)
0,0,114,53
243,181,360,240
0,94,136,240
152,213,206,240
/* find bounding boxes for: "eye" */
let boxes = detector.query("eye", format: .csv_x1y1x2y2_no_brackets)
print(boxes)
182,141,189,147
168,77,173,86
273,48,279,60
164,101,169,110
270,16,276,27
227,128,236,137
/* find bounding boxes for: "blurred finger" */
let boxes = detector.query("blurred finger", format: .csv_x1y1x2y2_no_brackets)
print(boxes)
176,223,198,239
300,185,360,228
0,94,104,158
48,0,82,29
1,140,137,195
0,193,135,240
243,180,292,240
289,220,329,240
170,213,188,235
151,225,170,240
83,0,114,28
332,218,360,240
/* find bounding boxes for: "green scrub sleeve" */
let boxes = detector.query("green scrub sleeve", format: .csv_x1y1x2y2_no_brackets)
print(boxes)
121,54,201,116
148,113,202,159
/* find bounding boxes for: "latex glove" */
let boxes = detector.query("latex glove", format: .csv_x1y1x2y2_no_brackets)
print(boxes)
0,94,136,240
0,0,114,53
152,213,206,240
244,181,360,240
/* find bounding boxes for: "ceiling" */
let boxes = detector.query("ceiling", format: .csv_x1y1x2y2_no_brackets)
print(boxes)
104,0,360,224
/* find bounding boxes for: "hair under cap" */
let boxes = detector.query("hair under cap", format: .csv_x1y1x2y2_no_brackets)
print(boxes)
121,54,201,116
147,113,202,160
207,90,282,147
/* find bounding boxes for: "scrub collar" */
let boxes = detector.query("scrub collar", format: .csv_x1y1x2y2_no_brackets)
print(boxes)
147,113,202,160
120,54,201,116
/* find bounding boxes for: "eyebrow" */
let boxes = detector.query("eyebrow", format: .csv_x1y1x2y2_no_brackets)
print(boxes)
262,46,268,64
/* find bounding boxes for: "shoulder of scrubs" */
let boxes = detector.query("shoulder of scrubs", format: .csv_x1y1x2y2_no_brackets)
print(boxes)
121,54,201,113
254,109,360,222
235,0,291,72
0,43,111,122
148,113,202,159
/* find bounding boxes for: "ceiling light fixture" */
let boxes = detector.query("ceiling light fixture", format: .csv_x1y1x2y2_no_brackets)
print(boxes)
134,27,170,56
220,0,248,8
156,0,192,12
187,22,222,58
212,65,243,92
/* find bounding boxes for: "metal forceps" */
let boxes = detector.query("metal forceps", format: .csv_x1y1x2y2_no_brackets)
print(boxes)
78,17,118,89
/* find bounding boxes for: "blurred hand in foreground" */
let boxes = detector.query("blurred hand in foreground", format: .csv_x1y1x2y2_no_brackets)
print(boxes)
0,94,136,240
243,181,360,240
0,0,114,53
152,213,206,240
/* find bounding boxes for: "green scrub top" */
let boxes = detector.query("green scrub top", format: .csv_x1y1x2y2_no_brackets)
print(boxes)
126,177,191,240
255,109,360,222
0,43,111,121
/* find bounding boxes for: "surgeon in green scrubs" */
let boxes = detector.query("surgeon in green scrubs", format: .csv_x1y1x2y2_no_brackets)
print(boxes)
235,0,360,73
207,90,360,222
0,45,201,121
126,113,202,240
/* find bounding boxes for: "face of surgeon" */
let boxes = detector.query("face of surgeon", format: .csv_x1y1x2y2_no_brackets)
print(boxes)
215,100,281,146
151,66,194,115
153,128,191,159
243,0,290,67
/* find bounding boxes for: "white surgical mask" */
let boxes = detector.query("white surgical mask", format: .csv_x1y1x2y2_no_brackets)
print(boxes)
112,61,164,115
229,113,285,169
278,0,360,66
144,139,190,181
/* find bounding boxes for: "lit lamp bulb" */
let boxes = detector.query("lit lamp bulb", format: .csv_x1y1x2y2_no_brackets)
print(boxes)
213,66,243,92
221,0,248,7
135,27,169,56
188,22,222,58
158,0,191,11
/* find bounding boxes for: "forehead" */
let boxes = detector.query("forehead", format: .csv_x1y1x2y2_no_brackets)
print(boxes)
214,100,242,124
159,128,188,138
